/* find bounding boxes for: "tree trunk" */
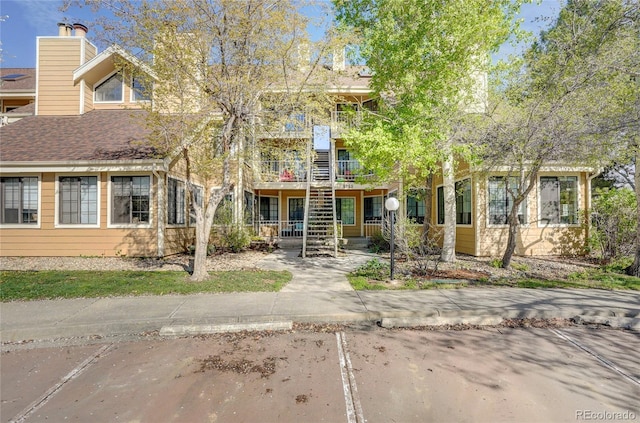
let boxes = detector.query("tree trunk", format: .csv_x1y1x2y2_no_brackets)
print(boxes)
190,210,213,281
501,210,519,268
625,148,640,276
440,154,456,262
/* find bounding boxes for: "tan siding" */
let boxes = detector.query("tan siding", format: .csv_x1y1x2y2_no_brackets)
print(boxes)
164,227,195,255
475,171,589,257
37,38,83,115
83,81,94,112
0,171,162,257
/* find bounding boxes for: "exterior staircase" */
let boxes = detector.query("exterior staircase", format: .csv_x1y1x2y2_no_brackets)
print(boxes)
302,149,339,257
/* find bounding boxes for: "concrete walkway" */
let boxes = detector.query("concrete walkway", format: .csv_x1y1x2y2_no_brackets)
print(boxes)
1,248,639,343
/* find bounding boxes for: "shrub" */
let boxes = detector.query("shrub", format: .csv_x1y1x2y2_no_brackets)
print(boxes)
352,259,390,280
220,224,252,253
590,188,636,261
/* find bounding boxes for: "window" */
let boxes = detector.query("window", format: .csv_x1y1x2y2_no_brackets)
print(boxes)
436,186,444,225
95,73,123,102
336,198,355,225
455,179,472,225
131,76,150,102
406,192,425,224
260,197,278,221
111,176,150,224
189,185,203,225
488,177,527,225
364,196,382,221
244,191,254,224
1,177,38,224
59,176,98,224
540,176,578,225
288,198,305,221
167,178,185,225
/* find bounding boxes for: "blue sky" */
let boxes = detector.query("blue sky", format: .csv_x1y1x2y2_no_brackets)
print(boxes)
1,0,565,69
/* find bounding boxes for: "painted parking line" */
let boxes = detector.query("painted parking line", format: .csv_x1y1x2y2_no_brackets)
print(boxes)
9,343,114,423
550,329,640,387
336,331,365,423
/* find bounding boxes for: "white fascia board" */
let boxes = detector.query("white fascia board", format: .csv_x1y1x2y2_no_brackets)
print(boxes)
0,159,166,173
472,163,599,174
73,44,157,83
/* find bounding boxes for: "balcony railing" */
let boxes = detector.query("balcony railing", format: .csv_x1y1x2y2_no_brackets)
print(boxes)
258,160,308,183
257,220,343,239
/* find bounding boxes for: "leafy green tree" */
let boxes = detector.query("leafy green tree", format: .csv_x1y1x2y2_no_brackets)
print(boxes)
334,0,521,262
65,0,340,281
477,0,639,268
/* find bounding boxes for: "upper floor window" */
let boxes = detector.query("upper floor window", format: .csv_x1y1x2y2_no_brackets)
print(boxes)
1,177,38,224
488,176,527,225
111,176,150,224
131,77,151,102
59,176,98,225
540,176,578,225
95,73,123,102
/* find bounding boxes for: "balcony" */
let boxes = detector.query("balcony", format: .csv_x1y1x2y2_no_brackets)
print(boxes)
254,111,312,138
257,160,308,183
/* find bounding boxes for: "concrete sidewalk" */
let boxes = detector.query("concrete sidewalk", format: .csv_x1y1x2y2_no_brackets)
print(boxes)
1,248,639,342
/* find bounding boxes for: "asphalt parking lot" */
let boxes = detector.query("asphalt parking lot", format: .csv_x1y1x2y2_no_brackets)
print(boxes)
2,325,639,423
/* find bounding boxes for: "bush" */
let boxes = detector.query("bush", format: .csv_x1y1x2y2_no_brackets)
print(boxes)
352,259,390,280
590,188,637,261
219,224,252,253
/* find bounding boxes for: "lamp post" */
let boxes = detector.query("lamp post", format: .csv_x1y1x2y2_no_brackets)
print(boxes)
385,197,400,280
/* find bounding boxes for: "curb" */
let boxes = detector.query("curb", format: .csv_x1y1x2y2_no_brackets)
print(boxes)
160,321,293,336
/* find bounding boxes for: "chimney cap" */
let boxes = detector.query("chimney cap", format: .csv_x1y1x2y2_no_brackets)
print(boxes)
73,23,89,34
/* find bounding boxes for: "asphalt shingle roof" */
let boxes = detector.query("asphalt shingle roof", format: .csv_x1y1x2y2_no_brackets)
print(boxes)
0,109,156,162
0,68,36,92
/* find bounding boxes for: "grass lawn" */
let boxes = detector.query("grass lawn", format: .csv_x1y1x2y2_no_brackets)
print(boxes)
348,259,640,291
0,270,292,301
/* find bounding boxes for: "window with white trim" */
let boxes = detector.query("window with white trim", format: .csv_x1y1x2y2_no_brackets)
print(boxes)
111,176,150,224
540,176,578,225
1,177,38,224
59,176,98,224
167,178,185,225
336,198,355,225
95,73,123,102
455,178,472,225
488,176,527,225
131,76,150,102
288,198,305,221
406,191,425,224
364,196,382,221
259,197,278,221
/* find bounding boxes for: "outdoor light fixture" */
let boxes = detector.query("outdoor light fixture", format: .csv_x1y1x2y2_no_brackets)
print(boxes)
385,197,400,280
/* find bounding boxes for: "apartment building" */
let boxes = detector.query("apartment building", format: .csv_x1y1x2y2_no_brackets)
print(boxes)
0,24,597,258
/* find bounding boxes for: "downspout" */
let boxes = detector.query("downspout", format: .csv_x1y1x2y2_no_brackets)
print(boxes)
153,165,165,258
